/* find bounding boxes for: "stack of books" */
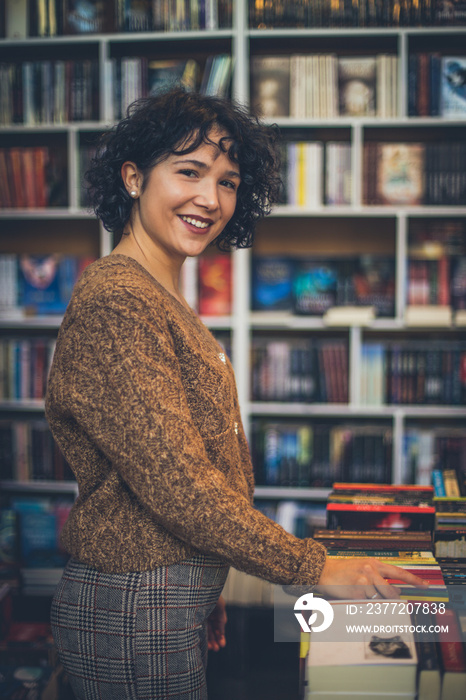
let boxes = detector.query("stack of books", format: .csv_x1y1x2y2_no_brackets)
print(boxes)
314,528,448,603
326,483,436,531
299,482,466,700
433,466,466,561
300,602,466,700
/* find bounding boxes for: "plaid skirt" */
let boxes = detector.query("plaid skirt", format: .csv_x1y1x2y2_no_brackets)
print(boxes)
51,554,229,700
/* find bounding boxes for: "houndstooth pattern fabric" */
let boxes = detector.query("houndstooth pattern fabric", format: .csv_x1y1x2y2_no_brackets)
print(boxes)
51,554,229,699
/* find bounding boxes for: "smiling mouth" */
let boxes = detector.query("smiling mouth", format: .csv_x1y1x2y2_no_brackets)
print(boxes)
179,215,212,230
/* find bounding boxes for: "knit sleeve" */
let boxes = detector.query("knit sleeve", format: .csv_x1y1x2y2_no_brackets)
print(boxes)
49,275,326,586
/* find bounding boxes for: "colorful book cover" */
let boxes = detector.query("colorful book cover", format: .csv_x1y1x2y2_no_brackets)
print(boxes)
17,254,95,315
148,59,200,95
251,257,294,311
19,510,64,567
326,506,435,531
12,498,69,568
441,57,466,117
198,254,232,316
376,143,425,206
123,0,152,31
292,261,338,315
349,255,396,316
250,55,291,118
65,0,106,34
434,0,466,25
18,254,65,314
338,56,376,117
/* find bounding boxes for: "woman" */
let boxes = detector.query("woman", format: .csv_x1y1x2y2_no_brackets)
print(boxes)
46,88,427,700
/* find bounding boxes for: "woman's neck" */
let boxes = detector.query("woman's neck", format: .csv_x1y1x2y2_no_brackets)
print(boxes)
111,236,189,310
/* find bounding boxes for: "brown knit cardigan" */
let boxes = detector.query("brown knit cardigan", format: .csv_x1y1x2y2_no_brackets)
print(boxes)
45,255,326,585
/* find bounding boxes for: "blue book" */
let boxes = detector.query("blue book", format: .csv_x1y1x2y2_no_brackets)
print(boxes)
17,255,78,315
432,469,446,497
441,56,466,117
293,261,338,315
251,257,294,311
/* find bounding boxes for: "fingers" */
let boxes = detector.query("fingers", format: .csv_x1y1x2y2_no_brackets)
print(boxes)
207,597,227,652
365,560,430,599
207,623,226,651
377,562,430,587
318,557,430,600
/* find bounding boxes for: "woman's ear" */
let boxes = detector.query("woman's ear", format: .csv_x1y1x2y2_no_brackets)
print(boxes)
121,162,141,199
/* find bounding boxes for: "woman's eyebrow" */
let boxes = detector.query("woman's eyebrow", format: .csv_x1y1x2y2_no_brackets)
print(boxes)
175,158,241,179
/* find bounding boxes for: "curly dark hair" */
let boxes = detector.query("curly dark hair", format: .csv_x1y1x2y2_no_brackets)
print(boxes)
85,87,282,250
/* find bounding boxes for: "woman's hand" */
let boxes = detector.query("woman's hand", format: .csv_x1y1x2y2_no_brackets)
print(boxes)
207,595,227,652
315,556,430,600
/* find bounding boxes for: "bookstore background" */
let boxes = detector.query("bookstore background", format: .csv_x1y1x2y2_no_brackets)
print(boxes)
0,0,466,698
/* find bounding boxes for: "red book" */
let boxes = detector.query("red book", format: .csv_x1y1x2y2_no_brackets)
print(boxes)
33,146,49,208
8,147,26,208
436,608,466,697
437,256,450,306
327,503,435,513
332,483,434,494
22,148,36,207
198,254,232,316
416,53,430,117
0,149,13,208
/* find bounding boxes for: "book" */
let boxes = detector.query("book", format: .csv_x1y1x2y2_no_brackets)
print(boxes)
326,483,435,531
443,469,462,498
376,143,425,206
436,607,466,700
0,510,20,590
251,257,294,312
64,0,107,34
441,57,466,117
201,54,232,97
292,261,339,315
338,56,377,117
5,0,28,38
197,254,232,316
412,610,442,700
122,0,152,31
250,55,291,118
330,483,435,497
10,497,72,570
250,338,318,402
325,142,351,206
306,601,418,697
349,255,395,317
434,0,466,26
452,257,466,311
312,528,433,549
286,141,324,207
17,254,95,315
147,58,200,96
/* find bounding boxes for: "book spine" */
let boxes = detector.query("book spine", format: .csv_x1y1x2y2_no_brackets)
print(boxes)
436,607,466,671
432,469,446,497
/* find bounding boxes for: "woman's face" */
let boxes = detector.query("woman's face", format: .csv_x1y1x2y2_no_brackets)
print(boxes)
128,130,240,262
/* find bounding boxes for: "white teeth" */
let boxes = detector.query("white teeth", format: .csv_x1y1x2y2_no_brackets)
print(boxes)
180,216,209,229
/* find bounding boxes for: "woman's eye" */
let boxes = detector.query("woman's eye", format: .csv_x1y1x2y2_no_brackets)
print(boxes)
222,180,237,190
180,169,197,177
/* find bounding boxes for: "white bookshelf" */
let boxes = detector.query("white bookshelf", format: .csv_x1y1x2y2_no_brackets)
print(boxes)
0,1,465,507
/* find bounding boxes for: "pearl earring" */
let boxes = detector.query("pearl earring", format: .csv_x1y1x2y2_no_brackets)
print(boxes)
130,190,137,197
